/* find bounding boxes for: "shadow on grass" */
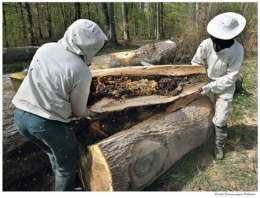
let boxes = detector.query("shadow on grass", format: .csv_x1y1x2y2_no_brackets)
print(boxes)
143,124,257,191
227,124,258,151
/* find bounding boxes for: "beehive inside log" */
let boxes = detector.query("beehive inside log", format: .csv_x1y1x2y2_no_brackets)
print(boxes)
88,73,207,106
87,65,208,113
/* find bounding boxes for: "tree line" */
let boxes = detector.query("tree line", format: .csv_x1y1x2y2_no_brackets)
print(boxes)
2,2,257,58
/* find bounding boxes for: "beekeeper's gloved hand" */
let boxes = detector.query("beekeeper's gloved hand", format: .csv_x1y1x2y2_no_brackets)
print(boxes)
200,83,212,95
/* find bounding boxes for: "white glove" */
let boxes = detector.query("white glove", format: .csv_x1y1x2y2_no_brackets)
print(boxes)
141,61,153,66
200,83,211,95
83,108,97,117
88,110,97,117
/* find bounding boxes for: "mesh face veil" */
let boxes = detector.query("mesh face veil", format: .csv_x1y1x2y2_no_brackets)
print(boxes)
210,35,234,52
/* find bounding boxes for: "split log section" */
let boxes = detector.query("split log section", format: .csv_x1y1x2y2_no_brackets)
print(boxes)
88,65,208,112
76,65,214,191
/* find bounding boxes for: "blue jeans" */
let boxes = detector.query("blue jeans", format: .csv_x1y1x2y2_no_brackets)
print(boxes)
14,108,78,191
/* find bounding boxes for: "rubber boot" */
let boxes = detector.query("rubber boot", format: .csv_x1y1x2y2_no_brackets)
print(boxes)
213,125,228,160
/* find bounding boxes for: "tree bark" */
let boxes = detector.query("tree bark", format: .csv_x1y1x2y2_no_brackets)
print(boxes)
109,3,120,46
74,2,81,21
46,3,52,39
3,3,9,47
24,3,37,46
101,3,109,36
94,3,100,24
60,3,67,31
36,3,43,39
156,3,161,40
122,2,130,42
86,3,90,20
160,2,164,38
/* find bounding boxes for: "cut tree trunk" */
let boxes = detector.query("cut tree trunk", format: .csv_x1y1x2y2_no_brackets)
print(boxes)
78,95,214,191
89,40,176,70
3,63,212,190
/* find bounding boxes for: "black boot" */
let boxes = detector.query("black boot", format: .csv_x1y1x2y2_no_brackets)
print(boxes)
213,125,228,160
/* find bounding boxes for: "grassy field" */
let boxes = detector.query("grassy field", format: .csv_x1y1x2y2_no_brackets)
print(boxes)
144,56,258,192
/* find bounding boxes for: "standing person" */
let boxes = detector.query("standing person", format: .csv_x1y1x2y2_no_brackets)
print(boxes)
191,12,246,160
12,19,108,191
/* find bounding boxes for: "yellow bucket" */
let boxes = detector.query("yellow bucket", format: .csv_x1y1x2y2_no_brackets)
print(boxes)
10,73,26,92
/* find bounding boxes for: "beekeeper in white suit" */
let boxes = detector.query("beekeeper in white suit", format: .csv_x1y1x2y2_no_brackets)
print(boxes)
12,19,108,190
191,12,246,160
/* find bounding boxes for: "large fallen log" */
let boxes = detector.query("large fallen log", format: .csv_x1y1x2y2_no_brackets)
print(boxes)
3,47,39,63
3,41,176,71
75,65,214,191
78,95,214,191
89,40,176,70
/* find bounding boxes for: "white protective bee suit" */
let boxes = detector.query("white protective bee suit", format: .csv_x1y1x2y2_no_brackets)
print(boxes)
12,19,108,123
12,19,108,191
191,12,246,127
191,12,246,160
192,38,244,126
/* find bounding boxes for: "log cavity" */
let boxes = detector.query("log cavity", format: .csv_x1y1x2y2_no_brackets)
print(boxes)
87,74,207,106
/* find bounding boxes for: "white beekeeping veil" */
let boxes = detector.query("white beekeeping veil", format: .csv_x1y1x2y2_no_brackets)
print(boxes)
59,19,108,66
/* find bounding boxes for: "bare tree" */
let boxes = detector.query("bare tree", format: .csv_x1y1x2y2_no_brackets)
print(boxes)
24,3,37,45
101,2,109,36
160,2,164,38
109,2,119,45
45,3,52,39
36,3,43,39
156,2,161,40
122,2,130,42
3,3,9,47
18,3,27,40
60,3,68,31
74,2,81,20
94,3,100,24
195,3,199,28
86,3,90,19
